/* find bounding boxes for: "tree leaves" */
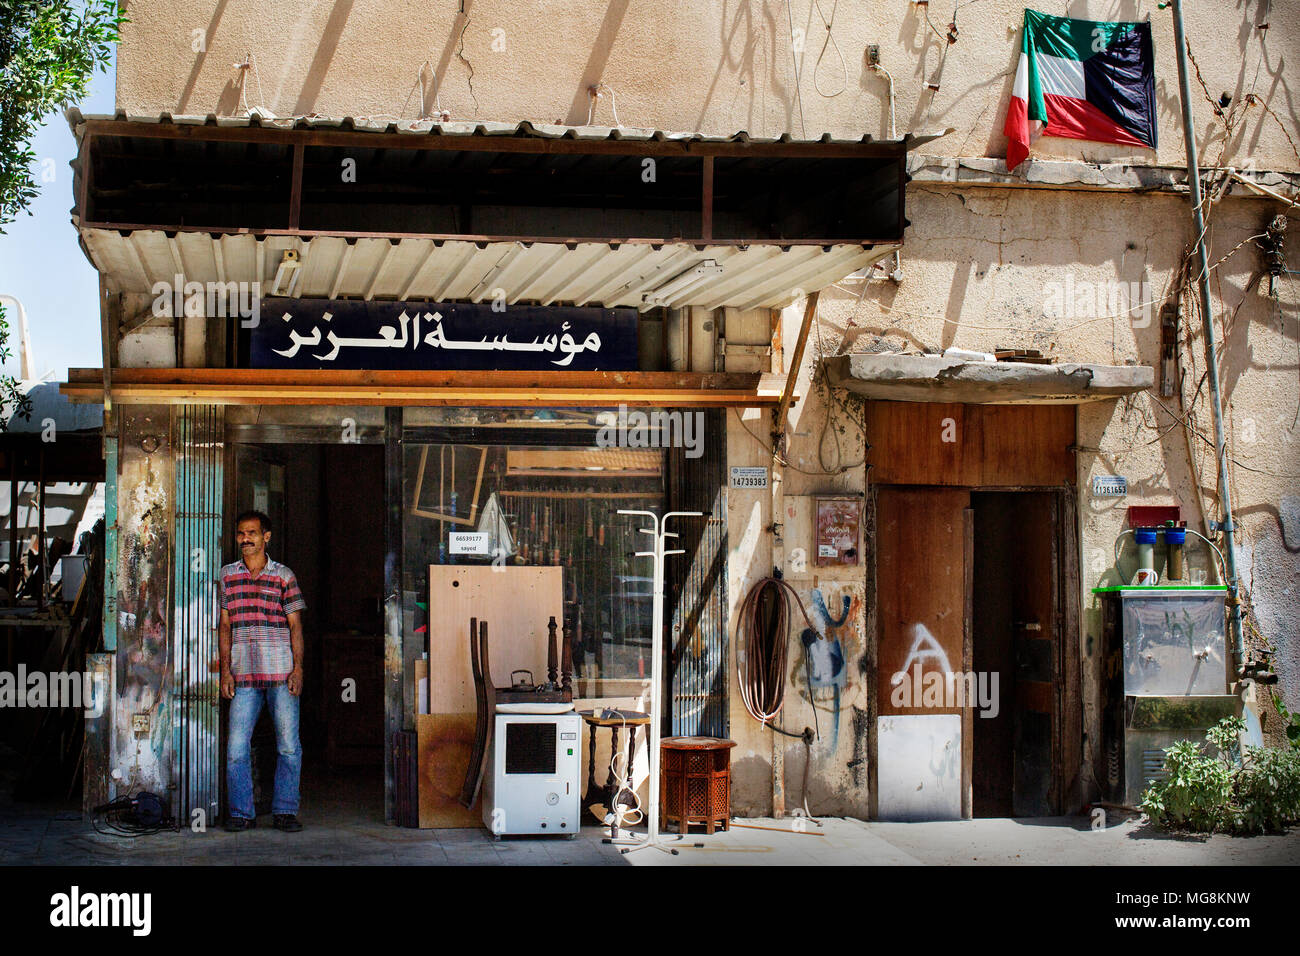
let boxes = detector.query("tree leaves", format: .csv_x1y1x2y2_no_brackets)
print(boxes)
0,1,122,430
1,1,125,230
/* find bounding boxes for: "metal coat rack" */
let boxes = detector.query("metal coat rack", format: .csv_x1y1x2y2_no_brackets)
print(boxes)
611,509,702,856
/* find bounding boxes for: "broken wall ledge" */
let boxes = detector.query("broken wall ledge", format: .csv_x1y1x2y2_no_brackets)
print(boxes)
825,353,1154,405
907,153,1299,197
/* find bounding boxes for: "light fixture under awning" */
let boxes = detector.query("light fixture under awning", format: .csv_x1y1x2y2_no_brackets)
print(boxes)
824,353,1153,404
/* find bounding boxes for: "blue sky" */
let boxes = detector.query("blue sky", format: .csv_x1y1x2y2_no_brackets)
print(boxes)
0,50,116,382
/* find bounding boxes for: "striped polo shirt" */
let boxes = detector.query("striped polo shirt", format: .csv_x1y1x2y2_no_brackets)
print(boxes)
219,557,306,687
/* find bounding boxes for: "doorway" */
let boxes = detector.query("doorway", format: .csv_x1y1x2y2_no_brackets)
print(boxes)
971,491,1056,817
873,485,1082,820
226,442,386,823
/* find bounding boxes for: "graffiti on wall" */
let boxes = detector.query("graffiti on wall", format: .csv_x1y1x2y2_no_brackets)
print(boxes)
791,585,863,751
113,419,173,795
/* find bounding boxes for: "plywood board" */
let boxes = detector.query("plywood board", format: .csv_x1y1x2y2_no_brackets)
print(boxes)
427,565,563,715
866,402,969,486
416,713,480,828
877,715,962,821
977,404,1075,487
865,401,1075,487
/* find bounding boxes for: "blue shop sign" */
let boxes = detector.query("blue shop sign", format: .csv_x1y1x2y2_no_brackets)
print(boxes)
248,299,638,371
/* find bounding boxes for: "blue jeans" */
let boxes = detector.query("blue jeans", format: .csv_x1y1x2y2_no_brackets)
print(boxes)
227,684,301,819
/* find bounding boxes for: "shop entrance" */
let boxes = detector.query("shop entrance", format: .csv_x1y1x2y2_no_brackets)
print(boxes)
971,491,1061,817
226,442,386,823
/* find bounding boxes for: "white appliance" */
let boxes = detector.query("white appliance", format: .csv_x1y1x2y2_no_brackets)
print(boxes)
482,711,582,838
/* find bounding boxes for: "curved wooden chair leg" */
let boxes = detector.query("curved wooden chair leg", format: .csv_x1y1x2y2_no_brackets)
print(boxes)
459,617,487,808
467,623,495,807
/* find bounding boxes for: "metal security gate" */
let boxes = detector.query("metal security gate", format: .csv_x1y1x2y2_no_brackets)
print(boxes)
666,408,728,737
169,405,224,826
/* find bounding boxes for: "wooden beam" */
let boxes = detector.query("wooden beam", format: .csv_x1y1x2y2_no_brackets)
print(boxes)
80,221,889,248
59,367,794,408
288,143,304,230
701,156,713,241
79,131,93,225
774,290,818,431
98,275,112,437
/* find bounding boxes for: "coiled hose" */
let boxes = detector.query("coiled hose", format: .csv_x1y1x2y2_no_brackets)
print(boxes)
737,575,820,818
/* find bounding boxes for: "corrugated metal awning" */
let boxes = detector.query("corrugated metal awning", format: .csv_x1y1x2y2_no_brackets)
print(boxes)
66,108,953,150
69,112,951,312
81,230,895,311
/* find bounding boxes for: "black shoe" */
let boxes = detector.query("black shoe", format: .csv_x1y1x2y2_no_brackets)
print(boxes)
224,816,256,832
273,814,303,832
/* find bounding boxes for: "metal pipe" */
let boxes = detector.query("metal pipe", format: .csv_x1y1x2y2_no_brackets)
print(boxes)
37,445,45,609
1170,0,1245,671
0,294,33,381
1225,169,1298,207
870,64,903,281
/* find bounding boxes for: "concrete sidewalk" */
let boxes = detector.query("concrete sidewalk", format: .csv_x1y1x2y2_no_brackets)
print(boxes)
2,806,1297,865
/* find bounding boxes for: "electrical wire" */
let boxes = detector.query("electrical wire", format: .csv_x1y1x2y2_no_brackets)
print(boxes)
604,709,644,830
91,795,172,838
784,0,808,138
810,0,846,98
586,83,625,128
737,577,820,818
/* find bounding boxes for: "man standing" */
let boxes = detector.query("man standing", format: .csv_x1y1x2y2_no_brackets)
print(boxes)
219,510,307,832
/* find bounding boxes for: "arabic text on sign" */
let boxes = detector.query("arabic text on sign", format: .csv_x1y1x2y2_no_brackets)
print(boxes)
272,310,604,367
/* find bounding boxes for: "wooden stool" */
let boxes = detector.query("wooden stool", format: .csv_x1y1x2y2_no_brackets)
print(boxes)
660,736,736,835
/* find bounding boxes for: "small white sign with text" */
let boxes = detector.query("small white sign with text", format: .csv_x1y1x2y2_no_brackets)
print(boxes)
730,466,769,489
448,532,490,555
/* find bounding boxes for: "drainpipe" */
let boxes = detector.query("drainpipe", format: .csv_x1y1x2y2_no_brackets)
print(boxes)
1169,0,1246,672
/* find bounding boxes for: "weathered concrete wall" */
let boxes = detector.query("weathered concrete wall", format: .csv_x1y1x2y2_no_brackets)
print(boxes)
726,182,1298,815
115,1,1299,171
111,407,174,798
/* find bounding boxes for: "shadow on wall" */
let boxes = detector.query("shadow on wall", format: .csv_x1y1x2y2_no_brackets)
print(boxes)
562,0,630,125
177,0,358,118
693,0,794,138
177,0,231,114
291,0,356,117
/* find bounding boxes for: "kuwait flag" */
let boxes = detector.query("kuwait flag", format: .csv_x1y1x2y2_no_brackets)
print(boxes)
1004,9,1157,170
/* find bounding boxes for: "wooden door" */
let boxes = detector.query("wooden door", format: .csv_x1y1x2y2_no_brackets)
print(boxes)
875,487,971,821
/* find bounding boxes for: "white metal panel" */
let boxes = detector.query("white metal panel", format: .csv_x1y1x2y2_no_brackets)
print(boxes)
876,714,962,821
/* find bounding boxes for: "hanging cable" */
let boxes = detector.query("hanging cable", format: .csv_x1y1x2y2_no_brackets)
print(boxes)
784,0,808,137
811,0,846,98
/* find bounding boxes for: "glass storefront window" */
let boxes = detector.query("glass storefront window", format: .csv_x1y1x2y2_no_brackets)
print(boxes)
402,408,667,688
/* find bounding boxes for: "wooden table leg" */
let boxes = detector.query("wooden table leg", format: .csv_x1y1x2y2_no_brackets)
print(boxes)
582,723,599,812
602,727,619,807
